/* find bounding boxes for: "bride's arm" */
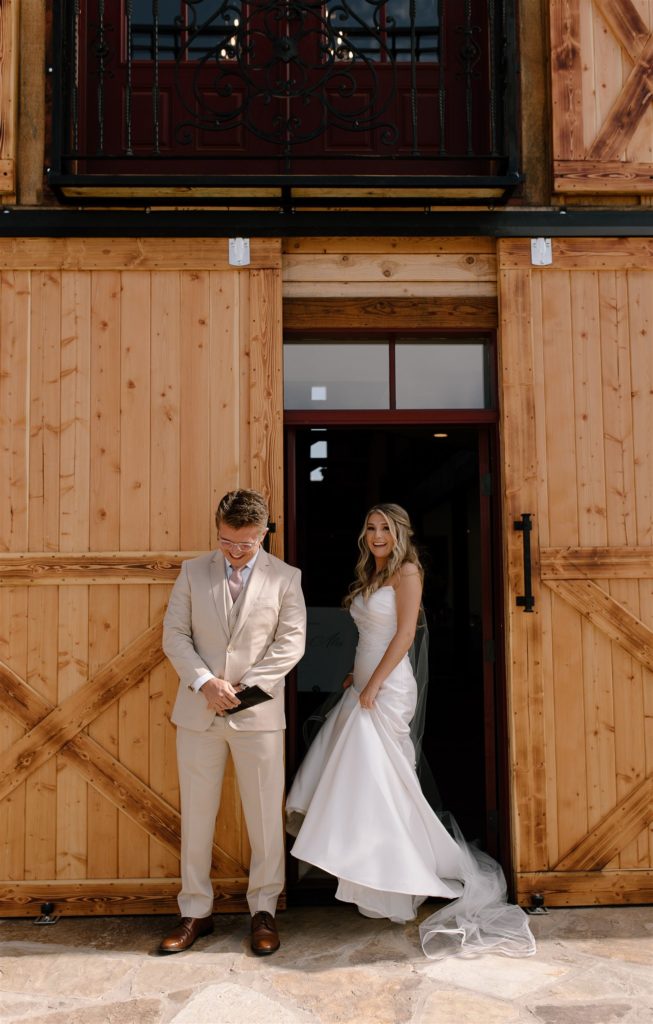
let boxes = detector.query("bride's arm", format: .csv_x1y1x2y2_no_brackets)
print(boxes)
358,565,422,709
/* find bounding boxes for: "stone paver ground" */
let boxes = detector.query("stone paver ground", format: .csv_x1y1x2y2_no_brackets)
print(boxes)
1,904,652,1023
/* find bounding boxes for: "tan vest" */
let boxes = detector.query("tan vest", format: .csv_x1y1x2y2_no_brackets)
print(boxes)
227,584,246,633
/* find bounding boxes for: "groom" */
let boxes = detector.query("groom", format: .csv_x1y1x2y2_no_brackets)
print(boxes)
160,489,306,955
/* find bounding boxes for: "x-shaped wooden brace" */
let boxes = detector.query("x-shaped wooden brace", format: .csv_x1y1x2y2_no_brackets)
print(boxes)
589,0,653,159
0,622,243,877
544,573,653,869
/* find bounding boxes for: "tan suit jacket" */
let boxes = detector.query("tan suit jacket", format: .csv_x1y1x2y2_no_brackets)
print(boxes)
163,548,306,731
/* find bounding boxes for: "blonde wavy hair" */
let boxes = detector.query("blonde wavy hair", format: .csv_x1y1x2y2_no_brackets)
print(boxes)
344,503,423,607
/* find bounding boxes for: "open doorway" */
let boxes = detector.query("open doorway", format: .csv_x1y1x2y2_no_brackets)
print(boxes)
285,422,506,895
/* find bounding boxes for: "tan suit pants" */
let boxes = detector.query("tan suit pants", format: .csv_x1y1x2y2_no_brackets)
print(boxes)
176,717,285,918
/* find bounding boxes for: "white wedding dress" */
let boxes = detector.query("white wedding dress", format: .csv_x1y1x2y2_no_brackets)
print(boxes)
286,586,536,959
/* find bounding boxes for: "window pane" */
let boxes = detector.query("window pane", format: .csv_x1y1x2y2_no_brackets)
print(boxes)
325,0,439,63
326,0,379,61
284,343,389,409
131,1,242,60
132,0,180,60
386,0,439,62
395,343,489,408
188,0,242,57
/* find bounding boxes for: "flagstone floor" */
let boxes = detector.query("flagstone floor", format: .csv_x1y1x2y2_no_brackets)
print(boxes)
1,903,652,1023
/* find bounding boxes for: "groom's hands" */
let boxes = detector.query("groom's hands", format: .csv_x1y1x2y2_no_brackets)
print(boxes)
200,677,241,715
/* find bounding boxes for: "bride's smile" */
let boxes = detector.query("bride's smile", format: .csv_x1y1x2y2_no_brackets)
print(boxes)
366,512,395,564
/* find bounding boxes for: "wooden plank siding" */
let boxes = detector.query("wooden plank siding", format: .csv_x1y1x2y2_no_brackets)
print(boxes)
0,0,18,197
280,228,500,451
6,228,653,916
0,237,283,915
551,0,653,194
499,237,653,907
282,238,498,300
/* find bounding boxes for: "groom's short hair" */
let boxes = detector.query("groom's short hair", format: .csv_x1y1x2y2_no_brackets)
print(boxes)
215,489,269,531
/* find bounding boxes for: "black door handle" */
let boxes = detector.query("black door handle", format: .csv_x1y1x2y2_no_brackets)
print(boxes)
513,513,535,612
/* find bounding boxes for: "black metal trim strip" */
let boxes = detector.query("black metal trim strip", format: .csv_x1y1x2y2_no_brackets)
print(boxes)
3,208,653,238
48,172,522,189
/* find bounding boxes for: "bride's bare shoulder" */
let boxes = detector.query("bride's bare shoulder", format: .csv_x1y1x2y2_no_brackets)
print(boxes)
399,562,420,577
389,562,421,588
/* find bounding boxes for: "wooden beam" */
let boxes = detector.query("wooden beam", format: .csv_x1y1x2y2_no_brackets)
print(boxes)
497,254,548,873
554,775,653,870
0,879,255,916
541,547,653,579
249,268,284,558
0,656,42,723
291,187,504,199
0,622,166,800
282,238,497,254
0,157,13,191
594,0,650,54
0,238,282,271
0,657,243,876
544,578,653,673
284,281,497,299
550,0,584,160
499,237,653,270
17,0,45,204
555,161,653,192
0,0,18,199
284,296,498,330
0,552,200,584
58,185,505,202
517,870,653,907
283,251,497,285
59,187,283,201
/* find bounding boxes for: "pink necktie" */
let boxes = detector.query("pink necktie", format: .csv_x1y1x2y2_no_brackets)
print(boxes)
228,567,243,603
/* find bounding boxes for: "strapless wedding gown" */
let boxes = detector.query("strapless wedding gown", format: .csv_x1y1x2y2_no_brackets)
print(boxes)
286,587,536,959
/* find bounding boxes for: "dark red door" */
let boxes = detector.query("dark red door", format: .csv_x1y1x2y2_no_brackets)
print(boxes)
75,1,496,175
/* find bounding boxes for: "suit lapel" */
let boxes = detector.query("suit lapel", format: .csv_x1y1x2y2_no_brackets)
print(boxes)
209,551,231,640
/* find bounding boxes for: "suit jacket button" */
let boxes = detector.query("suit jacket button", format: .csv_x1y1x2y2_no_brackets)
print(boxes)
226,646,232,653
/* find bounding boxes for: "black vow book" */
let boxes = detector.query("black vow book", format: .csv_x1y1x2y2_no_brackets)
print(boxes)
225,685,273,714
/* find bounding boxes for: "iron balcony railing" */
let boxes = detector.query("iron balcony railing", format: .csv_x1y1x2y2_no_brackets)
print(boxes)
49,1,521,204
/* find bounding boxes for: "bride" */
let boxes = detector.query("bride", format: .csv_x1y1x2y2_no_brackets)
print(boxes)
286,503,536,959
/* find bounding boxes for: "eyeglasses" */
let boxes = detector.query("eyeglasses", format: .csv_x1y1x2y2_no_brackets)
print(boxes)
218,535,261,553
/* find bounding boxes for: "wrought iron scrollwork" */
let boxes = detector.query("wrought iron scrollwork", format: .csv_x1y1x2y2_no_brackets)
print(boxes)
173,1,400,150
87,0,117,154
52,0,520,187
458,0,482,155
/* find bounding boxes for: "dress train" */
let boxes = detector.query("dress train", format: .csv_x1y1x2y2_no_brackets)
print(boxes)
286,587,536,959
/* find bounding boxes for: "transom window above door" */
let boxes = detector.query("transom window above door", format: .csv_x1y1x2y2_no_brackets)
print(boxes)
283,338,493,410
130,1,439,63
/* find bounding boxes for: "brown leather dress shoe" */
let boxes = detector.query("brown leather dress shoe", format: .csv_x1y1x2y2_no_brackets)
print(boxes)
250,911,280,955
159,916,214,953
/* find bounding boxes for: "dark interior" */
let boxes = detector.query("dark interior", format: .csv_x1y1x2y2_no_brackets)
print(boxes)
285,425,498,896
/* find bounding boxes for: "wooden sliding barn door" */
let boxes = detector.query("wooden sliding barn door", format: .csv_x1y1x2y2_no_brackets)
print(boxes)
499,237,653,907
551,0,653,195
0,238,283,915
